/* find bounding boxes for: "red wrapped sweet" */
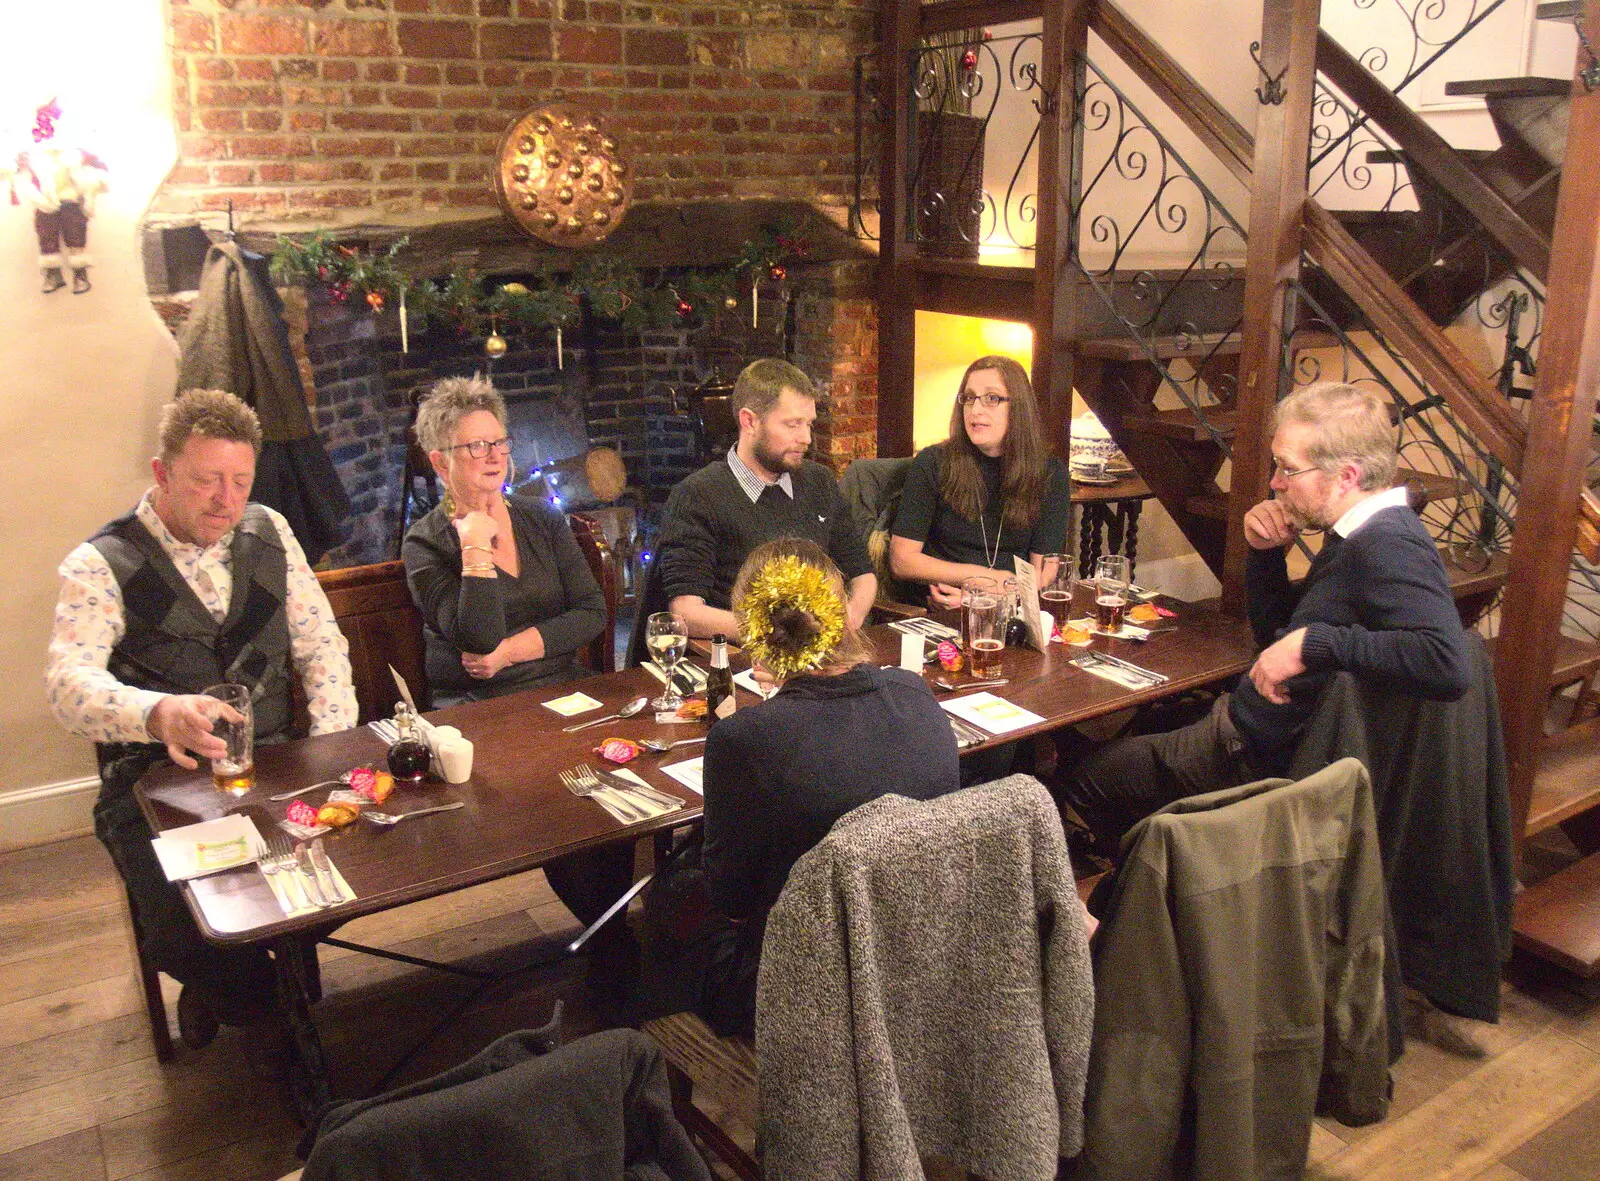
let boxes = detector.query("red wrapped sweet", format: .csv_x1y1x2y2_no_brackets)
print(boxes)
594,737,640,765
936,639,965,673
348,767,377,797
286,800,322,828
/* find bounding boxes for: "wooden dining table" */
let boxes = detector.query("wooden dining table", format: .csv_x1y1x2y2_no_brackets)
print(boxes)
134,595,1256,1118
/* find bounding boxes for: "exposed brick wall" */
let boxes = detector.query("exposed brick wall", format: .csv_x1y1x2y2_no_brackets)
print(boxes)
796,260,877,471
157,0,876,223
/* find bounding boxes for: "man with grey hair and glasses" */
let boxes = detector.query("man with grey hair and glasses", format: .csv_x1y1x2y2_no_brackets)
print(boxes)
1065,381,1471,847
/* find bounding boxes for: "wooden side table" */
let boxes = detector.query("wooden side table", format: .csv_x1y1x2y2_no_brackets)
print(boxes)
1073,474,1155,579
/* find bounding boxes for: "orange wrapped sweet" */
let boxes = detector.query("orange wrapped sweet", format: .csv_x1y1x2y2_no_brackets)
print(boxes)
936,639,964,673
1061,624,1093,646
674,699,708,721
1129,603,1162,624
371,771,395,803
316,801,360,828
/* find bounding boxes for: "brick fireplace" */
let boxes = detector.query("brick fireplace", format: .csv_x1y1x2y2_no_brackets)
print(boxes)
297,257,876,568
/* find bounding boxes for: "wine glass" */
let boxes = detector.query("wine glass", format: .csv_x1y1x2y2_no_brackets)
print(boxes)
645,611,690,711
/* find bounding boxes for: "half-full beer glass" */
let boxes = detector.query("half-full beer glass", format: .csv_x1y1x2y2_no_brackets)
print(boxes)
204,683,254,795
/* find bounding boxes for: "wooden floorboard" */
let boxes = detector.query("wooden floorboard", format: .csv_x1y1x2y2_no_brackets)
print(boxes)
0,835,1598,1180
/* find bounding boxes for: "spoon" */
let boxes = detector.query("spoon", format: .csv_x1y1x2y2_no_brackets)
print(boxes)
562,696,650,733
639,736,708,753
362,802,466,826
934,678,1009,692
269,779,345,802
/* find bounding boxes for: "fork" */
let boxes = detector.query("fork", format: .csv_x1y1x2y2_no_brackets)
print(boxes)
263,832,316,911
559,768,646,822
575,764,682,812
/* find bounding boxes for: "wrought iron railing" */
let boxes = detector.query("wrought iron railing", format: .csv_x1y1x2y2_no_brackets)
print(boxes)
1311,0,1515,185
1070,57,1250,455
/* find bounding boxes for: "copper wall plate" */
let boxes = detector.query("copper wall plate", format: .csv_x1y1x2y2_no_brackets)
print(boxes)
495,104,633,247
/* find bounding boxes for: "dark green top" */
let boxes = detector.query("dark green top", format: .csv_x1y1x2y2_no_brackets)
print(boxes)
892,444,1073,577
403,495,605,699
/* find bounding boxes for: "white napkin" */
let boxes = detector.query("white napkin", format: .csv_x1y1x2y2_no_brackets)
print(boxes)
543,691,604,717
151,816,266,882
733,669,776,699
660,757,705,795
941,692,1046,737
261,855,357,917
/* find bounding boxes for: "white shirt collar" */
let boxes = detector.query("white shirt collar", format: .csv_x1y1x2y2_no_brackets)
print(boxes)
135,488,237,558
726,445,794,502
1332,484,1410,538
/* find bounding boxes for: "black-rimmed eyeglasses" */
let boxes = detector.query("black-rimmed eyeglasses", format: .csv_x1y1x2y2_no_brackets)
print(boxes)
448,437,512,459
957,393,1011,409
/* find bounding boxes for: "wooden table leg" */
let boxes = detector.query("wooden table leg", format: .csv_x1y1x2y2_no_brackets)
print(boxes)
273,933,334,1124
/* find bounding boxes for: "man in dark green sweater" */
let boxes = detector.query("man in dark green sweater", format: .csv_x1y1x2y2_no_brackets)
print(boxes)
659,359,877,639
1067,381,1472,844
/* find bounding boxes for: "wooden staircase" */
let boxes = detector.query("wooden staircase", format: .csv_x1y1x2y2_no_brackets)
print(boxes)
875,0,1600,981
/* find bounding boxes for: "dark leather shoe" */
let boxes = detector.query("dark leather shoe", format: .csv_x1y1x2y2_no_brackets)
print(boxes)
176,984,219,1050
40,267,65,294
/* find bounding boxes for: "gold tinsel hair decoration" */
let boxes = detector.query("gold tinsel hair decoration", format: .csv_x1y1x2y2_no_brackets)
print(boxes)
735,555,846,679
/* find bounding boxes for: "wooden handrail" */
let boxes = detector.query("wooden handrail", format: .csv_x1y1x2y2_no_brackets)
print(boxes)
1314,31,1550,281
1302,201,1526,473
920,0,1041,36
1089,0,1254,187
1579,490,1600,565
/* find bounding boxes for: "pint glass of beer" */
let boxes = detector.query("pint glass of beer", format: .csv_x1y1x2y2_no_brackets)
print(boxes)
203,683,254,796
1094,555,1131,634
965,589,1005,679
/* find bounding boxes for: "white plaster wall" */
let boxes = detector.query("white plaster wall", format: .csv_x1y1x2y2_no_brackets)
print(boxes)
0,0,177,845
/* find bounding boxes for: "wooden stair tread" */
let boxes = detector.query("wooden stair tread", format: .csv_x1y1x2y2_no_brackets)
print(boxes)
1440,545,1509,602
1078,331,1242,362
1400,467,1471,503
1444,76,1571,99
1529,717,1600,836
1486,633,1600,688
1122,406,1238,441
1513,850,1600,977
641,1011,759,1130
1536,1,1581,23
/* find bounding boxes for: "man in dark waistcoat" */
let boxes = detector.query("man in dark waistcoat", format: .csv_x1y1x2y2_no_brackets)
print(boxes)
47,389,357,1046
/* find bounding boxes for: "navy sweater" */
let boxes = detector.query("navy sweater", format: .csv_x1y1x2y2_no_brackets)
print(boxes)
1229,504,1471,777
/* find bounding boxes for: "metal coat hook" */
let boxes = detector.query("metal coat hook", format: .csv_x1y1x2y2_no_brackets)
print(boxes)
1578,17,1600,93
1249,41,1288,105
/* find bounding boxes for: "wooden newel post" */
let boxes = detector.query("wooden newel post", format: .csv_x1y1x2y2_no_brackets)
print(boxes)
1494,0,1600,869
1223,0,1322,615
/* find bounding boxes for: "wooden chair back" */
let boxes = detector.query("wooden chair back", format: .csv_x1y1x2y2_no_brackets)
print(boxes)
569,512,618,675
316,560,430,725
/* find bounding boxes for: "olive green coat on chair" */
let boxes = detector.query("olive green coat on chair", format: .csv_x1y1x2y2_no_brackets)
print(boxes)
1080,758,1391,1181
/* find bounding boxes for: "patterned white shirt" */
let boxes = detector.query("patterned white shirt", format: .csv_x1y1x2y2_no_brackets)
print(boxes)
726,445,794,502
45,491,357,743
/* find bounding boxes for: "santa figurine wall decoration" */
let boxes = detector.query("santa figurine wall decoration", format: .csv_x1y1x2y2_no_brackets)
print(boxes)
5,100,109,294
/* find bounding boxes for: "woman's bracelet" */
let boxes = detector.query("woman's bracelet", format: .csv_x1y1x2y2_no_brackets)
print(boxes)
461,544,494,555
461,562,497,576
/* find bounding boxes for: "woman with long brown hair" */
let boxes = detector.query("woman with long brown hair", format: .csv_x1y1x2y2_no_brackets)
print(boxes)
889,355,1072,607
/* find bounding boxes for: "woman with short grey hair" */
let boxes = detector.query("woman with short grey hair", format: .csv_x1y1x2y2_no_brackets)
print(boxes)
403,375,630,939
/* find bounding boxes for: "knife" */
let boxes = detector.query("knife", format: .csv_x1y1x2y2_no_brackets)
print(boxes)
307,839,349,904
592,767,683,811
293,843,331,907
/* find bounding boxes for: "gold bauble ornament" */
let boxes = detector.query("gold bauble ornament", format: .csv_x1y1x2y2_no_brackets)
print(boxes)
484,331,508,358
495,103,633,247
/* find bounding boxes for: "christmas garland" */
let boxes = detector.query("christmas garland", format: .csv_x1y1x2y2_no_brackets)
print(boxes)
734,554,846,680
269,223,809,341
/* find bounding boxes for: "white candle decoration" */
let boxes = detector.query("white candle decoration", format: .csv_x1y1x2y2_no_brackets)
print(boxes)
399,288,409,354
556,324,564,370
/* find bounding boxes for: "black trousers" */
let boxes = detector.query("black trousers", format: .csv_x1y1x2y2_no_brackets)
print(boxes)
93,788,277,1023
1065,693,1257,850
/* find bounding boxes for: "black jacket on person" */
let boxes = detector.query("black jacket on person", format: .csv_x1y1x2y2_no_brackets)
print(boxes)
1230,504,1471,777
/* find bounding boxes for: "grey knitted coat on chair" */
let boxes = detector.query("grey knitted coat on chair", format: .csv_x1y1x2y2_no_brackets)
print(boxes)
756,774,1095,1181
